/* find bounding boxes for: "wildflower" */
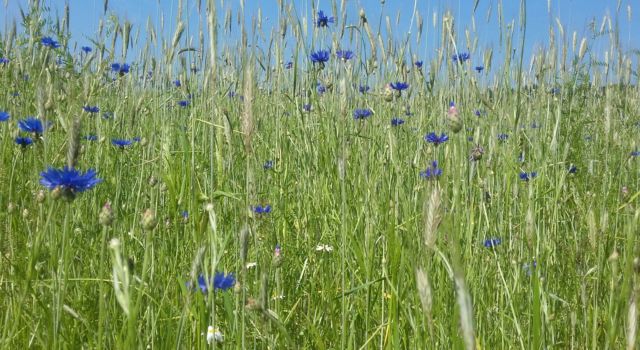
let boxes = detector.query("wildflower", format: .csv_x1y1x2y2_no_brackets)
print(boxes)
41,36,60,49
263,160,274,170
83,105,100,114
315,244,334,253
469,144,484,161
0,58,9,65
15,136,33,147
549,87,560,95
497,133,509,141
302,104,312,112
568,165,577,174
40,166,102,198
336,50,354,61
178,100,189,107
207,326,224,344
316,10,335,27
0,111,9,122
631,151,640,157
112,139,133,148
141,209,158,231
484,237,502,248
475,66,484,72
18,117,48,135
522,260,537,276
358,85,370,94
81,46,92,53
474,110,484,117
424,132,449,146
284,61,293,69
414,61,423,68
447,102,462,133
390,82,409,91
111,63,130,75
391,118,405,126
353,108,373,120
11,91,19,97
274,244,281,258
192,272,236,293
519,171,538,181
132,136,141,142
253,204,272,214
419,160,443,180
316,83,326,94
173,79,181,87
452,52,470,63
531,122,541,129
180,210,189,223
102,112,113,120
310,50,330,65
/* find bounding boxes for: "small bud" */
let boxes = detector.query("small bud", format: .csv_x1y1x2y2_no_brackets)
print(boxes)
634,257,640,274
206,326,224,344
51,186,64,200
383,84,394,102
35,190,46,203
609,249,619,261
148,176,158,187
7,202,16,214
470,145,484,161
141,209,158,231
447,104,462,133
99,201,115,226
22,208,29,219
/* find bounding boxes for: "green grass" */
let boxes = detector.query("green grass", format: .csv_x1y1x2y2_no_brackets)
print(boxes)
1,0,640,349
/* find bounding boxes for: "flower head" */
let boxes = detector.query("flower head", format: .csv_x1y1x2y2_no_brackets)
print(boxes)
0,111,9,122
40,166,102,195
310,50,330,65
84,135,98,141
112,139,134,148
391,118,405,126
18,117,48,134
302,104,312,112
424,132,449,146
484,237,502,248
359,85,370,94
568,165,578,174
336,50,354,61
263,160,274,170
193,272,235,293
178,100,190,107
316,10,335,27
475,66,484,72
173,79,181,87
0,58,9,65
497,133,509,141
452,52,470,63
83,105,100,114
81,46,92,53
353,108,373,120
111,63,130,75
390,82,409,91
420,161,443,180
316,83,326,94
415,61,423,68
254,204,272,214
41,36,60,49
15,136,33,147
519,171,538,181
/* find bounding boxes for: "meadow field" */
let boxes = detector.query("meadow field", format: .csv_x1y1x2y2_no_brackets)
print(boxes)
1,0,639,348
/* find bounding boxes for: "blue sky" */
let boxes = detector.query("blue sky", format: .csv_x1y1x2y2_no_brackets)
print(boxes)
1,0,637,74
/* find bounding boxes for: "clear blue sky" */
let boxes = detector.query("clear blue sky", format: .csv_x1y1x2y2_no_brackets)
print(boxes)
1,0,638,73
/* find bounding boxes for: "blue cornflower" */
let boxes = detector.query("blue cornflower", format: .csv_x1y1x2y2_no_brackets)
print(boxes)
0,57,9,64
102,112,113,120
353,108,373,120
419,161,443,180
263,160,274,170
15,136,33,147
41,36,60,49
317,83,326,94
631,151,640,157
193,272,236,293
316,10,335,27
519,171,538,181
173,79,181,87
336,50,354,61
522,260,538,276
391,118,405,126
497,133,509,141
390,82,409,91
475,66,484,72
178,100,190,107
284,61,293,69
181,210,189,220
40,166,102,193
302,104,312,112
132,136,141,142
484,237,502,248
111,62,130,74
84,135,98,141
415,61,423,68
112,139,133,148
452,52,470,63
83,105,100,114
18,117,48,134
424,132,449,146
550,87,561,95
310,50,330,65
254,204,272,214
11,91,19,97
81,46,92,53
359,85,370,94
0,111,9,122
568,165,577,174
